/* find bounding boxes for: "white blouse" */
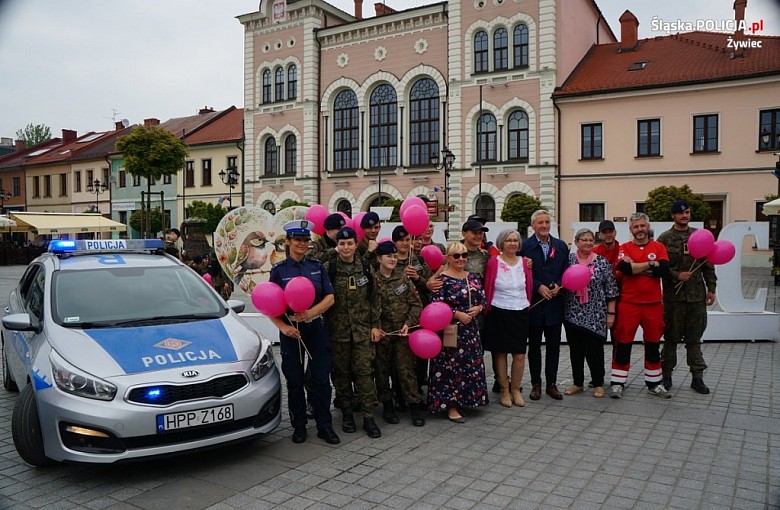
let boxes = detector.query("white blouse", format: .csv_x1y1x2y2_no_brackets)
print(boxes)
491,257,530,311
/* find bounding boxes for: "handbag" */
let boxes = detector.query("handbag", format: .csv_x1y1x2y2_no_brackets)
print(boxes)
442,323,458,348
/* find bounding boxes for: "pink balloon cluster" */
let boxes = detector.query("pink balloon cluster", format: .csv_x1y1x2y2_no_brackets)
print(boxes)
251,277,316,317
400,196,430,237
688,229,735,265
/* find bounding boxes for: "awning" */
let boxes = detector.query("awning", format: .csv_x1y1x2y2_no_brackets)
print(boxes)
9,212,127,235
763,198,780,216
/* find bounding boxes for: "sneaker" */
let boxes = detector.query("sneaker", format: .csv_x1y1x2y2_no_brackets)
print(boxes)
608,384,623,399
648,384,672,399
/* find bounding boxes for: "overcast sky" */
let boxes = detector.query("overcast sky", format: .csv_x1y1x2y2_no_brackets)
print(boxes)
0,0,777,140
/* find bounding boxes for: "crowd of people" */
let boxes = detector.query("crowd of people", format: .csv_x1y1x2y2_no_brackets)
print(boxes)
243,201,715,444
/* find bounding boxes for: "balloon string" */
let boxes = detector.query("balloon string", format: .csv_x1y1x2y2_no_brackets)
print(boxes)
673,259,707,295
286,315,313,361
384,324,421,335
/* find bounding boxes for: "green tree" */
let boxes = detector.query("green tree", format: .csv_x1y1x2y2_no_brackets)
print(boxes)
382,198,403,222
280,199,309,209
185,200,228,233
116,126,187,237
16,123,52,147
645,184,710,221
501,193,543,234
129,207,163,235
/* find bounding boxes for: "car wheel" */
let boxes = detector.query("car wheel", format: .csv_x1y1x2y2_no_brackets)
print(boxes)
2,340,18,392
12,385,55,467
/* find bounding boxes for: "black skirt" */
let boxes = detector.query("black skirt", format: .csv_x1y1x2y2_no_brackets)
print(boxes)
483,305,529,354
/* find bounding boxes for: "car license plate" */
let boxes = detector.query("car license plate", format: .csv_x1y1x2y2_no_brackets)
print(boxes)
156,404,234,432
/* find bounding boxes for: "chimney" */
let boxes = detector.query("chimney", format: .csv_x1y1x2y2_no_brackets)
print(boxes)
375,2,396,16
144,118,160,126
15,140,26,151
355,0,363,19
62,129,77,142
733,0,748,57
198,106,215,114
115,121,125,131
619,10,639,52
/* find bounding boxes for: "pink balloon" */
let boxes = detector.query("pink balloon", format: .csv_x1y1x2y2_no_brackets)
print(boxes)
688,228,715,259
400,196,427,220
419,302,452,332
337,211,353,229
408,329,442,359
284,276,316,313
420,244,445,271
705,240,736,265
402,205,429,236
378,237,391,244
305,205,329,235
252,282,287,317
203,273,213,284
352,212,367,243
562,264,592,291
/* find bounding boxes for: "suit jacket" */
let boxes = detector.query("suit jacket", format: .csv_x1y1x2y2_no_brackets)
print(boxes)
520,234,569,326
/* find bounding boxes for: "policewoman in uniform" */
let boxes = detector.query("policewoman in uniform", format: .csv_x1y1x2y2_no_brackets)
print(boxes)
268,220,340,445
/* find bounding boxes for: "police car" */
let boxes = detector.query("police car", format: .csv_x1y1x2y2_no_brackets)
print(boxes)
1,239,281,466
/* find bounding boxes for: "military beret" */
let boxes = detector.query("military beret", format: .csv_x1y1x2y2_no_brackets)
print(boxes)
360,211,380,228
375,241,397,256
324,213,346,230
670,200,690,214
336,226,357,240
392,225,409,242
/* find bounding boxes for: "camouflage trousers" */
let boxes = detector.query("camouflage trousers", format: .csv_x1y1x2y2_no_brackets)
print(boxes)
374,335,424,405
331,338,378,418
661,300,708,377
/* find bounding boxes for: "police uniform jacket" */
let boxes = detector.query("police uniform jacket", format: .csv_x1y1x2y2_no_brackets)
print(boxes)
657,227,716,303
520,234,569,326
269,256,334,322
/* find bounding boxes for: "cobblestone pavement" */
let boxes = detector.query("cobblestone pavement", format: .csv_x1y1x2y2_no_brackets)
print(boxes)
0,265,777,510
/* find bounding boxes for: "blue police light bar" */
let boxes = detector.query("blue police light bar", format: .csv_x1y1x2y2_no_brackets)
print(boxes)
49,239,164,254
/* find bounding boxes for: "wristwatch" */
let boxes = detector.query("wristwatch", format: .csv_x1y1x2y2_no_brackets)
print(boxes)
648,260,656,268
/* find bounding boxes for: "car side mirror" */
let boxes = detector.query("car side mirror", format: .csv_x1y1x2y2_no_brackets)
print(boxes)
2,313,40,333
226,300,245,314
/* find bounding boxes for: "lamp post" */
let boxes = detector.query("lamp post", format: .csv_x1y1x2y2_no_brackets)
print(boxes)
219,165,240,210
431,147,455,224
86,179,108,213
0,188,11,214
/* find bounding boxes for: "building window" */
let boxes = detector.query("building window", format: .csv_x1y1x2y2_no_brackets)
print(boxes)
163,174,171,185
44,175,51,197
262,69,272,104
369,84,398,169
333,89,359,171
185,161,194,188
202,159,212,186
59,173,67,196
284,136,296,176
475,194,496,222
409,78,440,166
119,211,128,225
275,67,284,102
262,201,276,214
579,203,605,222
513,24,529,68
103,168,110,184
12,177,20,196
264,138,278,176
493,28,508,70
287,65,297,100
477,113,497,162
336,199,352,217
74,171,82,192
637,119,661,157
133,174,141,187
507,110,529,162
119,170,126,188
32,176,40,198
759,108,780,151
693,114,718,153
635,202,647,214
581,123,603,160
756,201,779,245
87,170,94,185
474,31,488,73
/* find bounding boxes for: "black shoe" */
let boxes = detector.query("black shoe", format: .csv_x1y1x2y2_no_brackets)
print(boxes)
410,405,426,427
342,412,356,433
691,378,710,394
662,374,673,390
292,427,307,443
316,427,340,444
492,379,501,394
382,401,400,424
363,417,382,438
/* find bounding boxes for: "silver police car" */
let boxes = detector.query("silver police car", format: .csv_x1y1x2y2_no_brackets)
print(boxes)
1,239,281,466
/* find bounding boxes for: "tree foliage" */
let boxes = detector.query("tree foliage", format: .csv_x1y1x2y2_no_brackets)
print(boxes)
280,199,309,209
185,200,228,233
501,194,543,233
129,207,164,235
115,126,188,180
645,184,710,222
16,123,52,147
381,198,403,222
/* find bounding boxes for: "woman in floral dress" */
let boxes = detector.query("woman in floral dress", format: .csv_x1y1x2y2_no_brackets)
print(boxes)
428,242,489,422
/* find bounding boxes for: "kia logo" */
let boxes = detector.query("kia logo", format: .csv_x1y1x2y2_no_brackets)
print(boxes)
181,370,199,378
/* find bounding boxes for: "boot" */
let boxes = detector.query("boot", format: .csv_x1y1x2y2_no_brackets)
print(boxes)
691,378,710,394
510,362,524,407
511,381,525,407
499,376,512,407
341,411,356,433
382,400,400,424
410,403,426,427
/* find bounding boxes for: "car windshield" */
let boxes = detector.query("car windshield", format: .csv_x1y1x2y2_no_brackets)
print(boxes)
52,266,227,327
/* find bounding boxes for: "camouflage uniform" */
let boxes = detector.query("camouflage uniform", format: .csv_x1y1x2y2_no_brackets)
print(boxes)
657,227,716,378
394,253,433,301
357,238,378,267
326,257,381,418
307,234,338,264
464,246,490,330
375,271,424,406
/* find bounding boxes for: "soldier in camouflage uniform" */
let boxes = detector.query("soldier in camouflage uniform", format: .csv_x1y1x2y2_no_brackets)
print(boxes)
357,211,381,266
307,213,345,264
374,241,426,426
326,226,383,438
391,225,433,299
657,200,716,395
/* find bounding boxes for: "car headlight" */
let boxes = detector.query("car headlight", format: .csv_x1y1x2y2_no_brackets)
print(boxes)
50,350,117,401
250,341,276,381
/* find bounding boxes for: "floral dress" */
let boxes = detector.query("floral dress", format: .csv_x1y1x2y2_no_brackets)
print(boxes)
427,273,489,413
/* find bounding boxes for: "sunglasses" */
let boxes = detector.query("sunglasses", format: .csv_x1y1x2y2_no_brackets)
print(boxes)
450,253,468,260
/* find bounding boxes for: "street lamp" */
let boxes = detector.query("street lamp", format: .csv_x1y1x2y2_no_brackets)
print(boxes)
86,179,108,213
0,188,11,213
219,165,240,210
431,147,455,223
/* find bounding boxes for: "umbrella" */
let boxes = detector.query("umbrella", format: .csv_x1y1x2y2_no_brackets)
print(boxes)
763,198,780,216
0,217,16,228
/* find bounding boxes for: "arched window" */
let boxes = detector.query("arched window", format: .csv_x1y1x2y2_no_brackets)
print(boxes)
494,28,508,70
477,113,497,162
333,90,359,171
336,199,352,217
474,31,488,73
368,194,391,208
513,24,529,68
409,78,440,167
507,110,529,162
475,194,496,222
369,84,397,169
264,138,278,176
262,201,276,215
284,135,296,176
274,67,284,101
262,69,272,103
287,65,297,100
